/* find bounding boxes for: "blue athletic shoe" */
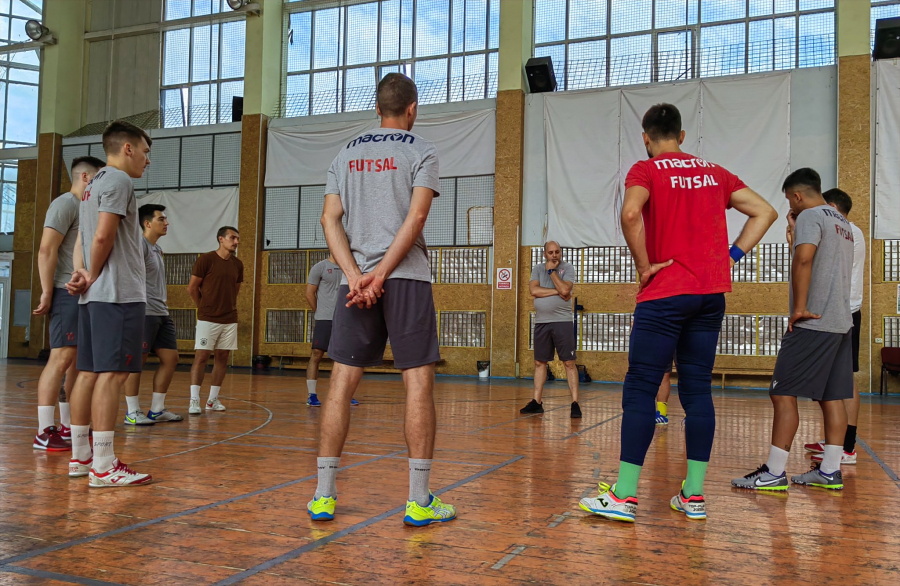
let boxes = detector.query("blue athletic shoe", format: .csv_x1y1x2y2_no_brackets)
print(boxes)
655,411,669,425
307,394,321,407
351,398,360,406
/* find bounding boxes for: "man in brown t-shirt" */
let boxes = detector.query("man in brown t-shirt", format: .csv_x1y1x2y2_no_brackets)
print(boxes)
187,226,243,414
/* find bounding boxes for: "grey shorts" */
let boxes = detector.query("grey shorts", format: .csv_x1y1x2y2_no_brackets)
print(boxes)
534,322,577,363
770,327,853,401
77,302,145,373
311,319,332,352
49,288,78,349
329,279,440,370
143,315,178,353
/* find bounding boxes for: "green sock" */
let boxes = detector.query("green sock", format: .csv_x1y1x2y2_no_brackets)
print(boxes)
683,459,709,497
614,461,642,498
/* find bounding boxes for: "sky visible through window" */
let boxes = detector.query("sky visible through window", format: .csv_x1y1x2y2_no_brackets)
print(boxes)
0,0,42,149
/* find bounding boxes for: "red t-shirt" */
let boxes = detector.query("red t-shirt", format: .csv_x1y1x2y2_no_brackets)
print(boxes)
624,152,747,303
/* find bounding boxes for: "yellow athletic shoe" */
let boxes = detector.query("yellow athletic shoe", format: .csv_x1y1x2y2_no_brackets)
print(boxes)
403,494,457,526
307,495,336,521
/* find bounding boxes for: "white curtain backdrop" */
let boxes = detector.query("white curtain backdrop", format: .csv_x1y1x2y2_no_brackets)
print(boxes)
544,72,792,247
137,187,239,253
265,109,496,187
875,59,900,240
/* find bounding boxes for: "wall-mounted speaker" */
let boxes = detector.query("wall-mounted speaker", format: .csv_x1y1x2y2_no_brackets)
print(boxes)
525,56,557,93
874,17,900,60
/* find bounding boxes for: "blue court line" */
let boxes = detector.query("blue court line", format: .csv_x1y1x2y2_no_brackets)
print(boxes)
0,565,124,586
209,454,525,586
0,449,407,568
856,437,900,489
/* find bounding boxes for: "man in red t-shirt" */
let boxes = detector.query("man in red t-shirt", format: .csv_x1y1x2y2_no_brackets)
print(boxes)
579,103,777,523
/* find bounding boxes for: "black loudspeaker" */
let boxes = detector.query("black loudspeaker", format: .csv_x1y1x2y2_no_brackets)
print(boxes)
231,96,244,122
525,56,557,93
874,17,900,60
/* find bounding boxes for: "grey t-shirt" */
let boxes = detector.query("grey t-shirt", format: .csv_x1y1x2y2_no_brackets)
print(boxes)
325,128,441,283
79,166,146,305
531,261,577,323
790,204,854,334
308,259,342,321
142,236,168,316
43,192,80,288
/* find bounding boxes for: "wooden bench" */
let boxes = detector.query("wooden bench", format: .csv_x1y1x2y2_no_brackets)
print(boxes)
712,367,773,389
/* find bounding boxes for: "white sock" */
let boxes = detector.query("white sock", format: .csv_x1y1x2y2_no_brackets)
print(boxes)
190,385,201,400
92,431,116,473
72,425,92,461
821,444,843,474
59,402,71,427
37,406,55,433
208,386,221,404
409,459,433,507
306,379,317,396
151,392,166,413
125,395,141,414
765,445,790,477
315,457,340,499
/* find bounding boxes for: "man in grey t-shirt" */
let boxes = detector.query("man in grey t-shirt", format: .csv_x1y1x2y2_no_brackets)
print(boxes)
308,74,455,526
733,168,854,493
31,156,104,452
122,204,183,426
520,240,581,419
65,121,152,488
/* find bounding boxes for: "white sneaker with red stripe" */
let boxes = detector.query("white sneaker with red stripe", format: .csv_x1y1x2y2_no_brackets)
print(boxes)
69,457,92,478
88,460,152,487
811,450,857,465
804,440,825,454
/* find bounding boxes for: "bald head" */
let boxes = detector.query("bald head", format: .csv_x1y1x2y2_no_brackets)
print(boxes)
543,241,561,263
544,240,560,252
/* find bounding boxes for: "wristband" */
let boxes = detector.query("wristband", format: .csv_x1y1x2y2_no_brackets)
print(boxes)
547,268,556,275
729,245,746,263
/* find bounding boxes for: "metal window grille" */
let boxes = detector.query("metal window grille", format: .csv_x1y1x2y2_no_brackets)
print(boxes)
438,311,486,347
885,316,900,348
307,311,316,343
528,311,535,350
872,2,900,49
580,312,632,352
530,246,635,284
268,251,308,284
308,249,330,273
431,247,489,284
535,0,835,91
280,0,500,117
60,133,241,194
266,309,306,343
731,246,758,283
759,243,791,282
885,240,900,282
758,314,788,356
170,308,197,340
717,314,757,355
164,253,200,286
1,162,19,234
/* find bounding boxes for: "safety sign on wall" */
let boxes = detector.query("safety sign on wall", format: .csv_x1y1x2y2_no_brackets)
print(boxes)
496,268,512,290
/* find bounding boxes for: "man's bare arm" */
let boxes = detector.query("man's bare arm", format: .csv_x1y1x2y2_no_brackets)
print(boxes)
321,194,362,288
188,275,203,307
729,187,778,259
530,280,559,298
34,228,64,315
305,284,318,311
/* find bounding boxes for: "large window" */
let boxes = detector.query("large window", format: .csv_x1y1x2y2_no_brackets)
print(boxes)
873,0,900,46
161,1,246,127
534,0,835,91
282,0,500,117
0,0,42,148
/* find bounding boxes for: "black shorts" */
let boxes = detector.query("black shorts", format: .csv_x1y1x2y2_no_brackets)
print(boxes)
312,319,332,352
769,327,853,401
329,279,440,370
851,310,861,373
143,315,178,353
77,302,145,373
49,288,78,349
533,322,577,363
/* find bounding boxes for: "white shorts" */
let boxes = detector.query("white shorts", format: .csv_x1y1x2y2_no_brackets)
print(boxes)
195,320,238,351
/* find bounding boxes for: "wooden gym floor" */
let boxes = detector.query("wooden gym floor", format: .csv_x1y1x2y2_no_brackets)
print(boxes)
0,360,898,585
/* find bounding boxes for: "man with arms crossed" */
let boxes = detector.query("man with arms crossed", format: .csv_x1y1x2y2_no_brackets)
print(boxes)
66,121,152,486
33,156,104,451
307,73,455,526
187,226,243,414
305,255,358,407
733,169,854,492
519,240,581,418
122,204,183,425
579,104,776,522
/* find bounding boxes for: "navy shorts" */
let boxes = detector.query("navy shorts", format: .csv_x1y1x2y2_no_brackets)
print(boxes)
312,319,332,352
49,288,78,349
143,315,178,353
533,322,577,363
77,302,145,373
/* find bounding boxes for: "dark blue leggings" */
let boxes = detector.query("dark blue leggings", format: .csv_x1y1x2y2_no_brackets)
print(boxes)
620,294,725,466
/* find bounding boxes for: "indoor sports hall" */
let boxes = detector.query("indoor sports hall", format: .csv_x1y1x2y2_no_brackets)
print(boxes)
1,1,899,584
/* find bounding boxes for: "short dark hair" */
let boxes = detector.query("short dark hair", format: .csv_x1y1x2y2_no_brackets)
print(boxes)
641,103,682,141
102,120,152,156
71,156,105,173
377,73,418,117
782,168,821,194
823,188,852,215
217,226,238,242
139,204,166,227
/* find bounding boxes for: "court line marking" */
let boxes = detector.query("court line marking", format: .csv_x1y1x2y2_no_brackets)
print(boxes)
491,545,527,570
0,450,407,568
467,392,611,434
856,437,900,489
0,565,124,586
546,511,572,528
562,413,623,441
209,454,525,586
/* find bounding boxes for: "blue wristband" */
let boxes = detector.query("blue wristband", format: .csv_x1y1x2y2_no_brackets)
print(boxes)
729,245,745,263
